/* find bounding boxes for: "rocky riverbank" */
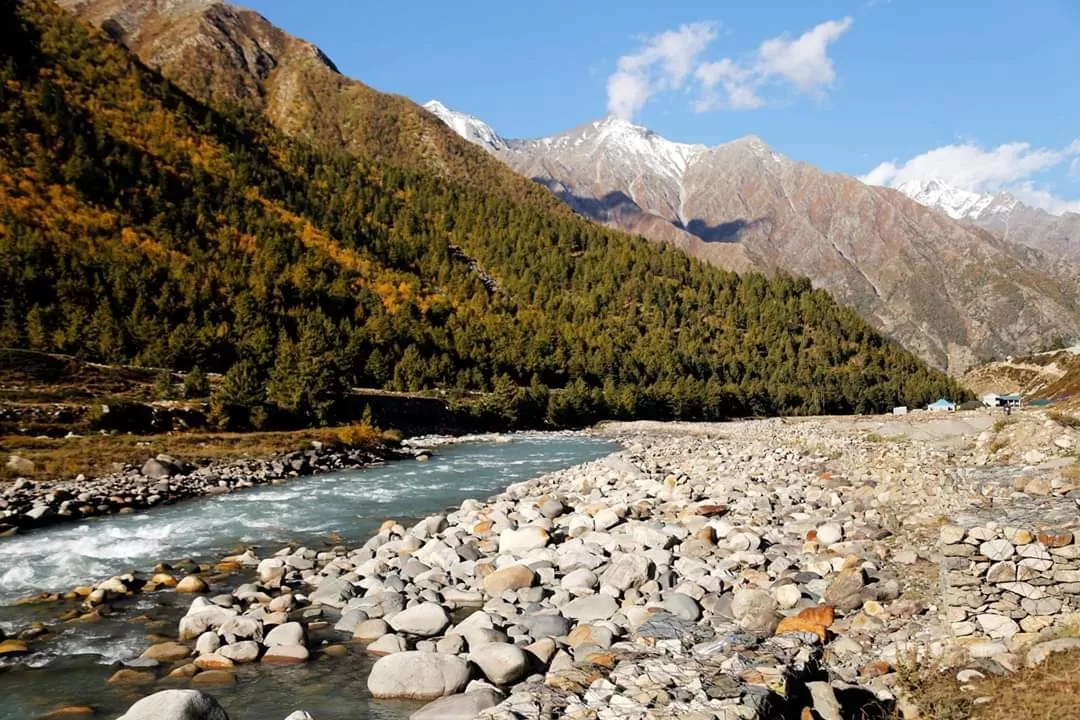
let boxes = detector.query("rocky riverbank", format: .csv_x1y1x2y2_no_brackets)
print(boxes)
0,442,407,536
7,410,1080,719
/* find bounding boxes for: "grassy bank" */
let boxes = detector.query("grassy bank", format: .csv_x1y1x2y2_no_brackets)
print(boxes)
0,424,393,483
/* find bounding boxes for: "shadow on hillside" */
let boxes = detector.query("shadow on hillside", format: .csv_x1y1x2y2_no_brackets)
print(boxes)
531,180,761,244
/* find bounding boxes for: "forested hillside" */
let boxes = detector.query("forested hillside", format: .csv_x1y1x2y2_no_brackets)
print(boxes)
0,0,966,428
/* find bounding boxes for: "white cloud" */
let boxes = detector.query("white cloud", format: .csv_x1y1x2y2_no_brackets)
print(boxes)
694,58,762,110
607,18,852,119
606,22,718,120
757,18,853,96
861,139,1080,215
1070,157,1080,178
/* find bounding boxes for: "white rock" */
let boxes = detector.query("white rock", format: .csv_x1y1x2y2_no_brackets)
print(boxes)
469,643,529,685
388,603,451,637
367,652,471,700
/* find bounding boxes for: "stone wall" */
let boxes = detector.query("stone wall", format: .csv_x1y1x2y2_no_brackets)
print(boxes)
940,517,1080,645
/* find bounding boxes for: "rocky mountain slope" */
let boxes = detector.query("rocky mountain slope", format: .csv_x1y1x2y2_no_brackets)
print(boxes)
896,178,1080,265
52,0,567,209
423,103,1080,373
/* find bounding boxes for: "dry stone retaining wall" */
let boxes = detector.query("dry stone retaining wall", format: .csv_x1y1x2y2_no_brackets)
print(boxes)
940,519,1080,643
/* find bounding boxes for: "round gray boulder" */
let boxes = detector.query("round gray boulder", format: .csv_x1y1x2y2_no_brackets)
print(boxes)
367,652,472,700
118,689,229,720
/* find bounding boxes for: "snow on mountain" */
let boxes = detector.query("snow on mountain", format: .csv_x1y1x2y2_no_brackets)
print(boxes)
895,178,1016,221
422,100,507,152
516,116,708,184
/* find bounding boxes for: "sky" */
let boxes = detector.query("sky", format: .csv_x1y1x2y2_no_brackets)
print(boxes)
241,0,1079,213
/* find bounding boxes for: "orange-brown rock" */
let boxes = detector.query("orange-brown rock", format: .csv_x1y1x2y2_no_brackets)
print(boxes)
797,606,835,628
859,660,891,678
775,616,827,643
149,573,176,587
140,641,191,662
472,520,494,535
175,575,208,593
1038,530,1073,548
694,504,728,517
191,670,236,685
0,639,29,656
106,669,155,685
193,653,234,670
482,564,536,594
167,663,199,679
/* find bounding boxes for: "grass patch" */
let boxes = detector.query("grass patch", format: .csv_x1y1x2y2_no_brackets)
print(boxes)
1048,411,1080,430
0,426,394,482
992,416,1016,433
865,432,907,444
971,647,1080,720
897,647,1080,720
896,654,973,720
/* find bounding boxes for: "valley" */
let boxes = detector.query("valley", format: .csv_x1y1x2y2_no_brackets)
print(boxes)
1,1,1079,719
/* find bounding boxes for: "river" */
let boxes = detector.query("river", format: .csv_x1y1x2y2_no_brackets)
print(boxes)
0,433,617,720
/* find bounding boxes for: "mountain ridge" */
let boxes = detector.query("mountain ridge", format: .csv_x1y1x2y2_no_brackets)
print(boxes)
425,100,1080,373
892,177,1080,265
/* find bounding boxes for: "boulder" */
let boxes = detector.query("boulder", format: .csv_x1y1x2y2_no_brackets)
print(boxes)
217,641,260,664
823,569,865,612
366,633,407,656
141,458,178,479
497,526,549,555
118,689,230,720
176,575,209,594
1025,637,1080,667
353,619,390,641
561,594,618,622
599,553,651,592
410,689,504,720
261,645,310,664
307,576,356,608
367,652,472,700
264,622,304,647
731,589,779,634
6,455,35,475
482,565,536,594
388,602,451,637
141,641,192,662
469,643,529,685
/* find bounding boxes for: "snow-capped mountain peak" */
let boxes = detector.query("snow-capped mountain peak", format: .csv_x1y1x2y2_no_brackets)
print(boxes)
895,177,1016,221
423,100,507,152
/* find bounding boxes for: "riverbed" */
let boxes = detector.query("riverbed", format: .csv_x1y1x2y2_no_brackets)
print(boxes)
0,434,617,720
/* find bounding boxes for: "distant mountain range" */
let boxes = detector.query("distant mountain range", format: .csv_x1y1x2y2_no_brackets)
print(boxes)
894,178,1080,264
425,101,1080,372
53,0,1080,374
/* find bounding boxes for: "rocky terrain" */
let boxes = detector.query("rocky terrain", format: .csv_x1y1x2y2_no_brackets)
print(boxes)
5,409,1080,719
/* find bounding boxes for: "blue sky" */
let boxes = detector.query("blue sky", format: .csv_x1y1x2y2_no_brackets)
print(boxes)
242,0,1079,212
